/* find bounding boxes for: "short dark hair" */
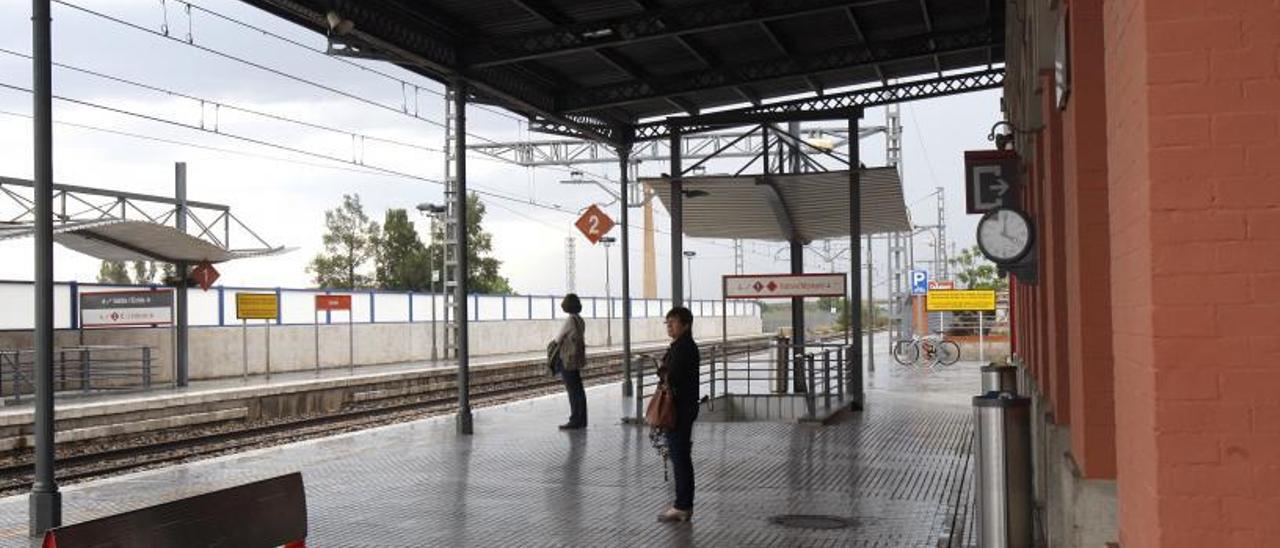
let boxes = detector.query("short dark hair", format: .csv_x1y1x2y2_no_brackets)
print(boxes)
561,293,583,314
665,306,693,327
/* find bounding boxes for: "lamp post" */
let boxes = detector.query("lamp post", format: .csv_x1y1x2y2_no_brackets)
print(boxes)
600,235,616,347
416,202,447,362
683,250,697,303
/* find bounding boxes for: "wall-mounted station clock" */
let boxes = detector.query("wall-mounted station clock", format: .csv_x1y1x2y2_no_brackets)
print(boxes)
976,206,1035,265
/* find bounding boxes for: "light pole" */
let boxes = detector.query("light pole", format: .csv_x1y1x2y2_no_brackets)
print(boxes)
683,250,697,304
416,202,447,362
600,235,616,347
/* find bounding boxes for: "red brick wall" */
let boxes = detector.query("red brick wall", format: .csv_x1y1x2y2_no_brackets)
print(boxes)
1062,0,1116,480
1107,0,1280,544
1104,0,1158,544
1040,71,1072,425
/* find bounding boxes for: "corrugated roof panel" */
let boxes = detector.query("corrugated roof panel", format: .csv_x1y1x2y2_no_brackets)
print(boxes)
645,168,910,242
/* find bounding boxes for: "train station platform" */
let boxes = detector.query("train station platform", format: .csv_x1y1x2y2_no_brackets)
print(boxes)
0,347,981,547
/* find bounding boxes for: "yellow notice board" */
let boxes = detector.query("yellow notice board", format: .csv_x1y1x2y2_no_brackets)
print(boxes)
926,289,996,312
236,292,279,320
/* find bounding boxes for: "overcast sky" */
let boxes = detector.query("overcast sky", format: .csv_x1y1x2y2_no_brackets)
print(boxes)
0,0,1001,300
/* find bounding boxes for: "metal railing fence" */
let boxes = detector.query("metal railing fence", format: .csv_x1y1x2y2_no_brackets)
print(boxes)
629,338,861,422
0,280,761,330
1,345,155,403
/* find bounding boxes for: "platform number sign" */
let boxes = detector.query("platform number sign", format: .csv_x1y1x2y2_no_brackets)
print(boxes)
575,204,615,245
910,270,928,295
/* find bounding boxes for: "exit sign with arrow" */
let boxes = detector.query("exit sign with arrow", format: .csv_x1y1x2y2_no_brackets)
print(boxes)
965,150,1021,214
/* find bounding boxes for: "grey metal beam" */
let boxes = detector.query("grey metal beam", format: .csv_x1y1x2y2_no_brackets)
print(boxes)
618,142,634,397
175,162,190,388
453,81,473,435
848,110,864,408
29,0,60,535
633,68,1004,140
0,177,229,211
560,26,997,112
917,0,943,76
669,129,683,308
479,126,887,167
844,7,887,85
468,0,899,68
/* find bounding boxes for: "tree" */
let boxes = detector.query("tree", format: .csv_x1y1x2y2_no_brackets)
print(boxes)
949,245,1008,291
309,194,380,289
97,260,130,284
426,194,513,294
375,209,430,291
96,260,174,284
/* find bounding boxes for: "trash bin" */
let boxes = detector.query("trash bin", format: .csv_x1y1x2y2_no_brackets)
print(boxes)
980,364,1018,396
973,393,1033,548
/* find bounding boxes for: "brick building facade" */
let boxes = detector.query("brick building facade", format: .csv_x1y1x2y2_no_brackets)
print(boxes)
1005,0,1280,545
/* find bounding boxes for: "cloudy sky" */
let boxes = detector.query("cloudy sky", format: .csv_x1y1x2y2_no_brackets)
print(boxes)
0,0,1001,300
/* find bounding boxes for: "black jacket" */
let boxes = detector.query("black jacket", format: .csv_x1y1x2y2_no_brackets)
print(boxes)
662,332,701,426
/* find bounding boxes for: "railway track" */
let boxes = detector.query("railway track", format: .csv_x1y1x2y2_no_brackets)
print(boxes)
0,338,769,496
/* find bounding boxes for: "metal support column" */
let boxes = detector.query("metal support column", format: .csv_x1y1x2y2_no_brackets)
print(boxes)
669,129,683,308
30,0,61,535
452,81,473,435
866,234,875,372
174,162,190,387
849,111,864,408
789,240,805,392
618,143,634,397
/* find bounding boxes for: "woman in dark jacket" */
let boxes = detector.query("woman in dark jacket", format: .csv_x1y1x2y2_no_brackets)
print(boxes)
657,306,699,522
554,294,587,430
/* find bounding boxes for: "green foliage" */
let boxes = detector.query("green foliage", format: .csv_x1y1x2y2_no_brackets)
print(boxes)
375,209,431,291
425,194,513,295
308,194,381,289
949,245,1007,291
96,260,174,285
97,261,130,284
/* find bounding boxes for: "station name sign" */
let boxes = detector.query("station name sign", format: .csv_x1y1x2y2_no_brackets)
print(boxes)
723,273,847,300
80,290,174,329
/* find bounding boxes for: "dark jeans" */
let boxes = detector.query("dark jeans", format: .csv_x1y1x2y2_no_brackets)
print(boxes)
562,369,587,426
666,423,694,511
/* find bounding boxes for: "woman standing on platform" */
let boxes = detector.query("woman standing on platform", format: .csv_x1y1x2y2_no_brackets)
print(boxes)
657,306,699,522
554,294,587,430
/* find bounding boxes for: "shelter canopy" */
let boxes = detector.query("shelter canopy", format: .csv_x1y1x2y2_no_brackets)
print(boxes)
645,167,909,243
241,0,1005,142
46,220,289,264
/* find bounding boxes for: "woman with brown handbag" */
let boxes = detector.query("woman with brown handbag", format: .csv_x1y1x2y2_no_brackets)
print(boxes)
654,306,699,522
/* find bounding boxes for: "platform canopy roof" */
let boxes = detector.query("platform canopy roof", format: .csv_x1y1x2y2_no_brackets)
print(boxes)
0,177,290,265
241,0,1005,144
645,167,909,243
46,220,288,264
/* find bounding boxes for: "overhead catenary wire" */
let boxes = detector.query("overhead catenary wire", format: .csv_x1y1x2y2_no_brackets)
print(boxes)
13,2,783,261
47,0,624,188
174,0,526,124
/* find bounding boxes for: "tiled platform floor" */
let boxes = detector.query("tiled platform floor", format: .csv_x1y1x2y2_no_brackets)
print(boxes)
0,349,981,547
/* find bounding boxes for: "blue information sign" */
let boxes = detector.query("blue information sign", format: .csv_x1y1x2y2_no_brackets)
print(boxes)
910,270,929,295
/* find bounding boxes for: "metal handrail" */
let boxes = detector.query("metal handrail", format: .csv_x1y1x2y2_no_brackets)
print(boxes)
2,344,155,403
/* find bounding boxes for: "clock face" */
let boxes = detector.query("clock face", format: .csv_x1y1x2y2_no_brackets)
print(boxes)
977,208,1033,263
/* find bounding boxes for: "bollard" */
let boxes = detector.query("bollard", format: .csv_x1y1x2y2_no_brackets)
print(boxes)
805,354,816,419
836,347,845,400
143,347,152,389
774,337,789,394
973,393,1033,548
980,364,1019,396
822,350,831,411
633,356,645,422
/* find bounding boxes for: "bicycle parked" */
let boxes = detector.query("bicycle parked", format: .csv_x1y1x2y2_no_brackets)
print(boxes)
891,332,961,367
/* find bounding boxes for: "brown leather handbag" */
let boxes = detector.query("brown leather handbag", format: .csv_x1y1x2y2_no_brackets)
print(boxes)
645,383,676,430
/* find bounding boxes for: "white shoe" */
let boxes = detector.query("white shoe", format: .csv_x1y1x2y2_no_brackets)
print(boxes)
657,506,692,522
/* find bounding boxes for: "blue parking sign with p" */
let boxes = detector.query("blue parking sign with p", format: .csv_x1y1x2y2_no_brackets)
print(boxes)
910,270,928,295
